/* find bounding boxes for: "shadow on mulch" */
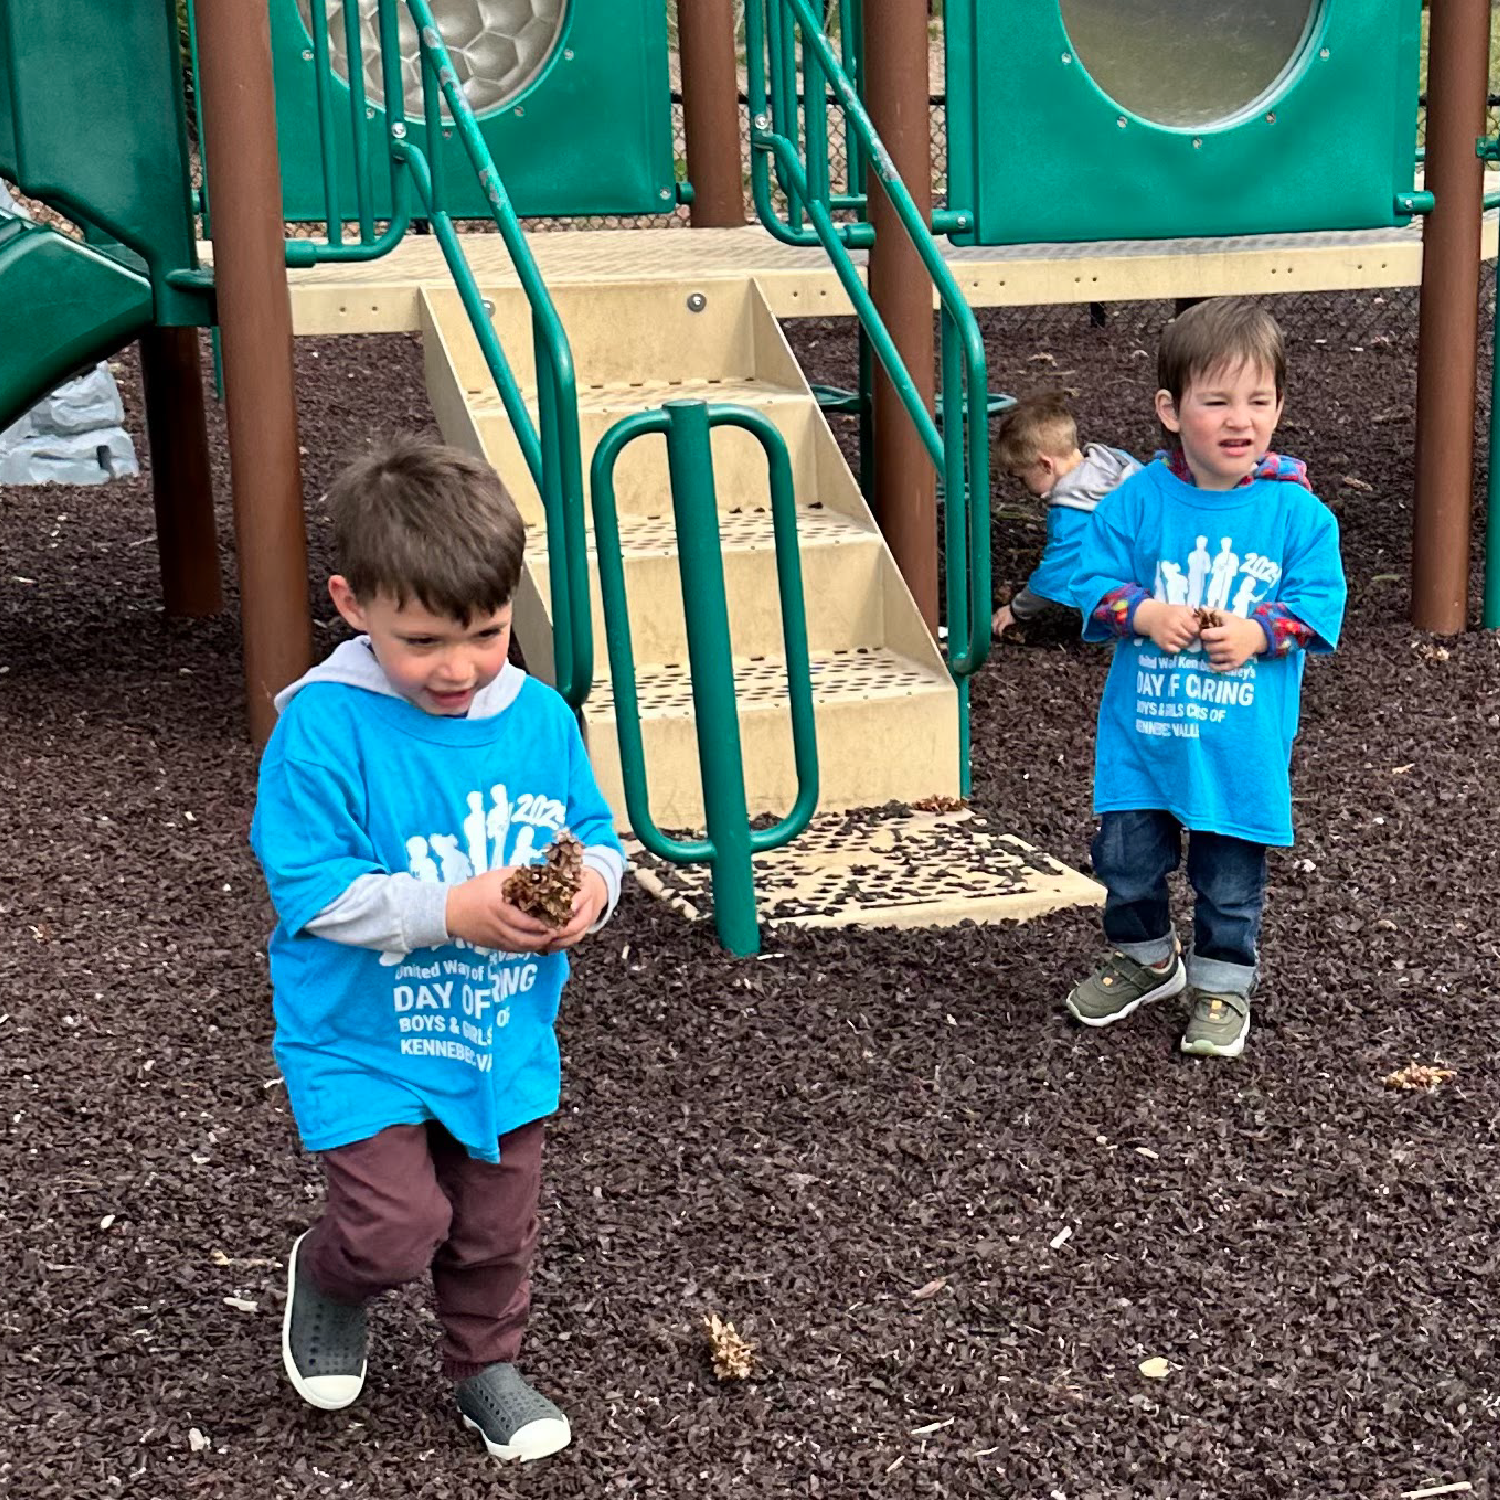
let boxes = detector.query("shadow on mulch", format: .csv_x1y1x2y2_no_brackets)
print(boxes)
3,299,1498,1499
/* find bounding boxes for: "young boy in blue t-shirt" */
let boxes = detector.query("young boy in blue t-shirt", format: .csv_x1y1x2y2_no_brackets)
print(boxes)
251,438,625,1461
990,392,1139,635
1067,298,1346,1058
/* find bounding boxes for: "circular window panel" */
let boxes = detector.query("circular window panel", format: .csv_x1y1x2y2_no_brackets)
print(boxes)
295,0,567,120
1059,0,1320,129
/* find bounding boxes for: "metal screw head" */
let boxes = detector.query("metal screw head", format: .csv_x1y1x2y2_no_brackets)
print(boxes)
302,49,314,62
1116,116,1127,129
1265,111,1276,124
1061,52,1072,64
1319,46,1330,60
563,48,574,61
366,106,376,119
514,105,524,117
1192,137,1203,149
686,292,707,312
391,121,407,139
659,187,673,201
753,113,770,130
481,298,495,318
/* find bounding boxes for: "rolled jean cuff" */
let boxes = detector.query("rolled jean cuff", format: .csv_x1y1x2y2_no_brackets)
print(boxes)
1115,933,1176,968
1188,952,1256,997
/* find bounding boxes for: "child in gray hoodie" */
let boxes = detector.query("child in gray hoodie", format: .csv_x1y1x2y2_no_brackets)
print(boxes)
992,393,1140,634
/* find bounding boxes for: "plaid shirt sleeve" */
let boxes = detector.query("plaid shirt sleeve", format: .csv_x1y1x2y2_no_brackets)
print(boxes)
1092,583,1151,638
1251,601,1316,656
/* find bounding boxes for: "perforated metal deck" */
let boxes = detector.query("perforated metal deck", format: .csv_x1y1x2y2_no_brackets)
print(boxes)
627,805,1105,931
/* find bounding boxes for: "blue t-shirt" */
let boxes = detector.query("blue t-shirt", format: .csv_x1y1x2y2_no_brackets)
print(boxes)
250,677,623,1161
1028,505,1091,605
1072,460,1346,845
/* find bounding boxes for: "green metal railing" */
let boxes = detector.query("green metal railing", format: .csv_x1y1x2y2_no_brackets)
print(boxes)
591,400,819,956
746,0,991,789
225,0,592,709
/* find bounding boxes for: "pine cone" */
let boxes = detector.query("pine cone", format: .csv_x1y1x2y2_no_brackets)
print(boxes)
1194,607,1224,629
502,829,585,927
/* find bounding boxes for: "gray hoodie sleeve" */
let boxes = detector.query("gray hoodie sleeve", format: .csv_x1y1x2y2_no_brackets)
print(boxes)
582,845,626,931
304,873,451,951
308,851,625,948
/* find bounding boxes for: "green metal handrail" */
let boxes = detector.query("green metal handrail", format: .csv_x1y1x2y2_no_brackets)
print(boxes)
745,0,991,787
590,400,819,956
263,0,591,709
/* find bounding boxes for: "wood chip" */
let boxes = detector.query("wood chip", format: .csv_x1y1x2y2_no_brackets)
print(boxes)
1138,1357,1172,1379
910,1417,954,1437
911,1276,948,1300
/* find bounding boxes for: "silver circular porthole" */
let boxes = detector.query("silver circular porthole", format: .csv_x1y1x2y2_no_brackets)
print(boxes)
296,0,567,120
1058,0,1320,130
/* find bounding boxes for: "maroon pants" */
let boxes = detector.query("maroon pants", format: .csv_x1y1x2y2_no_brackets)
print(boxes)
303,1118,544,1381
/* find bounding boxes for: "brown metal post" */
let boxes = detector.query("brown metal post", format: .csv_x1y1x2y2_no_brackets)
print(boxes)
678,0,746,226
139,327,223,618
1411,0,1491,632
194,0,311,743
865,0,938,631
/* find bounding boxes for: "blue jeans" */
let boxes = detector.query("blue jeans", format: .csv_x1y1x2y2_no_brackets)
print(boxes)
1091,810,1266,996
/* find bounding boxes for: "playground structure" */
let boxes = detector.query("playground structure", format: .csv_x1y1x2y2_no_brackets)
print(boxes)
2,0,1497,952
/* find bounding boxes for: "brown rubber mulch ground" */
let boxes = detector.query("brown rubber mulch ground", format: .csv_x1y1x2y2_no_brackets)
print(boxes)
4,292,1499,1499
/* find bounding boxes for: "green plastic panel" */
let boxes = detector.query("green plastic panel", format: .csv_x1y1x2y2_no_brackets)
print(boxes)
270,0,676,222
945,0,1423,245
0,0,202,323
0,217,153,430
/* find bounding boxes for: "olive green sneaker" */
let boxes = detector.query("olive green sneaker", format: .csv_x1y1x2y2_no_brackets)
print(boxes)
1065,942,1185,1027
1179,989,1250,1058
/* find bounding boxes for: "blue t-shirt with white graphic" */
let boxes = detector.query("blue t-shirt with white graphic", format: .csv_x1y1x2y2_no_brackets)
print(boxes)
251,676,622,1161
1072,460,1346,845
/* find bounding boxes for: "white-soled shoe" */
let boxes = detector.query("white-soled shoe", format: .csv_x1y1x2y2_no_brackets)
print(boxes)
281,1231,368,1410
456,1363,571,1462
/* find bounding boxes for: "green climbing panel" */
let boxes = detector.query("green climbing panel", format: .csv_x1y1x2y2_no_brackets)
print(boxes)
945,0,1423,245
269,0,676,223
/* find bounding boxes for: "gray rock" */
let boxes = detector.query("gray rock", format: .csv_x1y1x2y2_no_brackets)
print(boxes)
0,426,139,486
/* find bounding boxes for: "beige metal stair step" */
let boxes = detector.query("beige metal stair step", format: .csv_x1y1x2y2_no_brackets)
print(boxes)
626,805,1105,931
528,500,872,561
500,374,805,416
583,645,959,829
525,502,886,666
587,645,946,718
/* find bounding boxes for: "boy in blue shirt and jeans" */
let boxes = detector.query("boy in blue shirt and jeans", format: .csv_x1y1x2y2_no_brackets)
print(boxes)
251,438,625,1460
1068,298,1345,1058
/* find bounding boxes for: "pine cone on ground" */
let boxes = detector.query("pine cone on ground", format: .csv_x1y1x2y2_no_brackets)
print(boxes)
502,829,584,927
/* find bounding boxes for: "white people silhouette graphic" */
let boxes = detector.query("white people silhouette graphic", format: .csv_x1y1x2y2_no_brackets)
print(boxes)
1207,537,1240,610
1187,535,1211,608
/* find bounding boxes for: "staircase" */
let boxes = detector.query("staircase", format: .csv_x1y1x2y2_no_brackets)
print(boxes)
420,272,1102,930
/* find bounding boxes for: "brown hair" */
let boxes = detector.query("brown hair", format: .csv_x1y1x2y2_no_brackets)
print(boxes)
326,436,525,623
994,393,1079,471
1157,297,1286,408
